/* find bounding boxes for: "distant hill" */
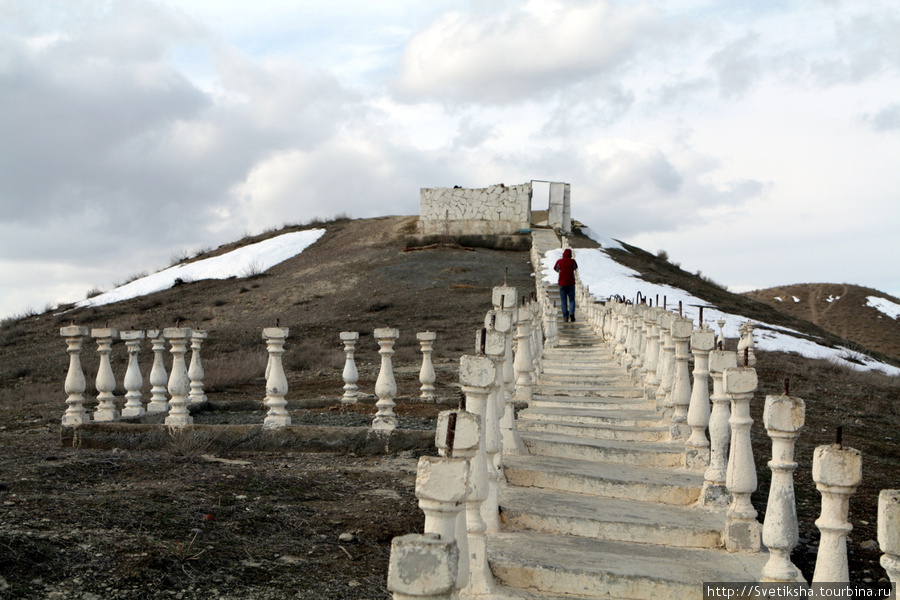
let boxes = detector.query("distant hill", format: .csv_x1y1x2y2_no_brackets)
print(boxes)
744,284,900,362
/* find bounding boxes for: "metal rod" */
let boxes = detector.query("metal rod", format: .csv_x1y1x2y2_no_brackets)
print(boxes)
445,411,458,458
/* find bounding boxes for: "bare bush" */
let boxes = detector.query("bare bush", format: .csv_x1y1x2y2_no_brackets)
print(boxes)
283,341,344,373
203,351,268,392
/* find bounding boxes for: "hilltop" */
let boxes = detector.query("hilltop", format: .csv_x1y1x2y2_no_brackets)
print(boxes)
745,283,900,362
0,215,898,598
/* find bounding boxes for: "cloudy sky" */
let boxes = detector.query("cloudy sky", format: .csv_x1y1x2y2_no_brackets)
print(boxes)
2,0,899,319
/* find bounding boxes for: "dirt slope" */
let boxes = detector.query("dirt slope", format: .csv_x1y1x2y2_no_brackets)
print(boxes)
745,284,900,361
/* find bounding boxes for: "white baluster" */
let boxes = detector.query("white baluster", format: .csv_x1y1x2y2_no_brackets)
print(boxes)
812,443,862,582
263,326,290,428
417,331,437,402
685,326,715,468
724,366,760,552
188,329,208,408
668,317,693,440
701,350,737,506
878,489,900,583
92,328,119,422
373,328,400,431
120,330,146,418
146,329,169,414
60,326,90,426
387,533,458,600
164,327,193,428
340,331,359,404
761,394,805,582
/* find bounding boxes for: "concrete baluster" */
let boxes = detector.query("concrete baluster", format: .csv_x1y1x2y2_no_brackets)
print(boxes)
492,286,517,413
387,533,458,600
92,328,120,422
164,327,193,427
373,327,400,431
120,330,146,418
417,332,437,402
655,313,676,413
642,309,661,400
744,322,757,367
716,319,727,349
187,329,207,408
668,317,694,439
685,325,715,467
61,326,90,426
434,409,481,590
724,366,760,552
761,394,806,582
415,455,469,590
340,332,360,403
514,298,535,407
146,330,169,414
262,326,290,428
458,354,496,595
878,490,900,583
701,350,737,506
480,324,506,532
812,443,862,582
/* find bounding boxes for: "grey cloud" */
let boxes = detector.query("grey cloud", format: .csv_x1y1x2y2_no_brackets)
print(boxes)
708,32,763,99
810,8,900,86
863,102,900,132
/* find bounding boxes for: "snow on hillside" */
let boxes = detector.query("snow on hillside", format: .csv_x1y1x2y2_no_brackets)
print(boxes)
867,296,900,320
76,229,326,309
541,246,900,376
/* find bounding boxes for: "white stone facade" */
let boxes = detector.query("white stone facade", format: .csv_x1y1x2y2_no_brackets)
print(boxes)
419,183,532,236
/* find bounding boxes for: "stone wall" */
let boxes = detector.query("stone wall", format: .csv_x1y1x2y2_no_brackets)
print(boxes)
419,183,532,236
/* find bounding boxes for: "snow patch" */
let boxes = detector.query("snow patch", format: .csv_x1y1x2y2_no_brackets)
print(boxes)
76,229,326,309
867,296,900,320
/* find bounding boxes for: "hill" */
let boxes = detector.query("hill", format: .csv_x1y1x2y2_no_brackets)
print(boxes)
745,283,900,362
0,215,898,598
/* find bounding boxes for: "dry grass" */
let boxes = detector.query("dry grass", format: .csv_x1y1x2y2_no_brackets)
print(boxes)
203,351,268,392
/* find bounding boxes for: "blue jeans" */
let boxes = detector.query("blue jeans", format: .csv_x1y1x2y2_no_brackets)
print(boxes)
559,285,575,320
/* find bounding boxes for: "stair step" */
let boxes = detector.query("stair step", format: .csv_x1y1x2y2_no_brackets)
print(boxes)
504,454,702,505
529,394,655,411
500,487,725,548
519,407,665,428
517,419,670,443
533,385,643,398
488,531,768,600
519,431,683,468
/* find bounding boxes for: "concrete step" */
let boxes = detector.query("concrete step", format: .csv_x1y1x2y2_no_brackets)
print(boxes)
518,407,665,428
519,431,684,468
516,419,670,443
529,394,655,411
533,384,643,398
504,454,703,505
488,531,768,600
500,486,725,548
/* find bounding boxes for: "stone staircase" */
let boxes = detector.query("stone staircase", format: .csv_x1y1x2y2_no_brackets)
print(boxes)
489,316,768,599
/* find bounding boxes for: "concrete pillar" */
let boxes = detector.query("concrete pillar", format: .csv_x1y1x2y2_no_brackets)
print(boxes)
373,328,400,431
188,330,207,408
91,328,119,422
435,409,480,590
163,327,193,428
668,317,694,440
701,350,737,506
643,309,661,400
514,297,535,407
479,323,506,532
812,444,862,582
417,332,437,402
716,319,727,350
146,329,169,414
685,325,715,468
724,366,760,552
262,327,290,428
737,322,757,367
387,533,458,600
340,332,359,403
61,326,90,426
655,313,676,413
457,354,496,596
415,454,469,590
761,394,806,582
878,489,900,583
120,330,146,418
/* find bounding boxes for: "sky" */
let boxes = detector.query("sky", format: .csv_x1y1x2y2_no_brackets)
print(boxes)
1,0,899,320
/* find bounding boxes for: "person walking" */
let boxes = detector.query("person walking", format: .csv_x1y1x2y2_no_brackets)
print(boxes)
554,248,578,322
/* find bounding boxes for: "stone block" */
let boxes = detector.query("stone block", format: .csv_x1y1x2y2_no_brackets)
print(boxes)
691,330,716,351
60,326,89,337
163,327,191,339
879,489,900,555
387,533,458,596
416,456,469,504
262,326,289,339
724,367,757,395
670,318,693,339
120,330,145,341
459,355,495,387
340,331,359,341
435,410,480,453
485,310,513,334
375,327,400,340
763,395,805,433
812,445,862,487
91,328,119,339
709,350,737,373
416,331,436,342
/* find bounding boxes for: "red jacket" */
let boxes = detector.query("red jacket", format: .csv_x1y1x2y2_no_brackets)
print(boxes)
554,249,578,287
